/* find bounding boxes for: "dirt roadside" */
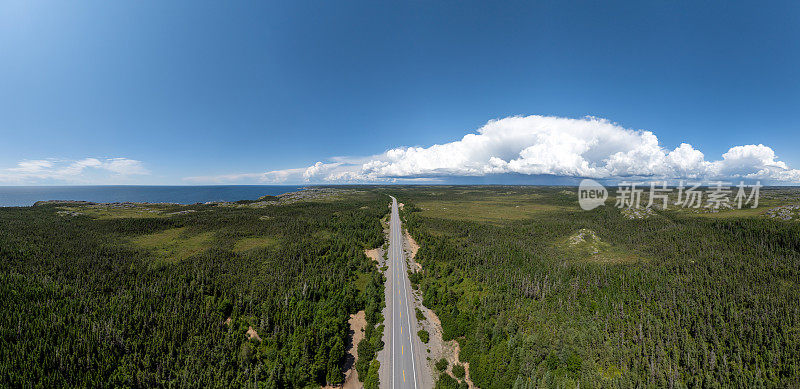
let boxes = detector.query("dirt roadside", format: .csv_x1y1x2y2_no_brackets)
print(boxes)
403,228,475,388
342,311,366,388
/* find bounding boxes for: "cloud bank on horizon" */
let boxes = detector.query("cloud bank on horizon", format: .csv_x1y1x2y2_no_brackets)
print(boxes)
188,115,800,185
2,116,798,185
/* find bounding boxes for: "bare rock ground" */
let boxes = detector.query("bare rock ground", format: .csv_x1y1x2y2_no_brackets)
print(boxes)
246,326,261,341
364,248,380,264
342,311,367,388
404,230,421,272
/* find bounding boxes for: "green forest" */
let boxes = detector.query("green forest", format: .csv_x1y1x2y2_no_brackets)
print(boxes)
3,186,799,388
397,186,800,388
0,190,387,388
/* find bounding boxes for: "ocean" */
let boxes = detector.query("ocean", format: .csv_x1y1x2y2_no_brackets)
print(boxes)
0,185,304,207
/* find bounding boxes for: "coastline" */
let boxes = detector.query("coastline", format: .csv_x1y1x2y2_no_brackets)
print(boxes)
0,185,306,207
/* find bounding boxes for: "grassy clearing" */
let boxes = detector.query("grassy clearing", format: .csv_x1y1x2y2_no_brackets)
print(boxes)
659,200,796,219
232,236,279,253
416,197,571,222
610,190,791,220
585,246,641,265
58,205,170,219
353,271,371,293
312,230,333,240
670,207,766,219
131,227,215,261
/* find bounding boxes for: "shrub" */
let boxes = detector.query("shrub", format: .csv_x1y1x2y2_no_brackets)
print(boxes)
356,338,375,380
418,329,430,343
435,373,460,389
363,360,381,389
452,363,465,380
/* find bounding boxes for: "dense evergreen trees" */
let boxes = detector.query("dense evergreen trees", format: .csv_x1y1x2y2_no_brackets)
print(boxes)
398,186,800,388
356,269,386,383
5,185,798,387
0,193,387,387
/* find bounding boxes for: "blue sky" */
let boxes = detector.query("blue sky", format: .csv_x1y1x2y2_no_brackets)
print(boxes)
1,1,798,185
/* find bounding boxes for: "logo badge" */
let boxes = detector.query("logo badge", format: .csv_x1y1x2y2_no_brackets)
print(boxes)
578,179,608,210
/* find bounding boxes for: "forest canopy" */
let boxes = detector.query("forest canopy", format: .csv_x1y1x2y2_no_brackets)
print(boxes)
395,186,800,388
0,189,387,388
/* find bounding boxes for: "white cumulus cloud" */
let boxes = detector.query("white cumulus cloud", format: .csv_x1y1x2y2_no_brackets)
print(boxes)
186,115,800,184
0,157,149,184
343,115,800,183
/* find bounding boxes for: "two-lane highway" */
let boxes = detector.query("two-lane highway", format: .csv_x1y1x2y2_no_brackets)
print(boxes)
388,196,422,389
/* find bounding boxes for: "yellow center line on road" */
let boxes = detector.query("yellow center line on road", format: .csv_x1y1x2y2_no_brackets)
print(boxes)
402,345,404,355
403,370,406,382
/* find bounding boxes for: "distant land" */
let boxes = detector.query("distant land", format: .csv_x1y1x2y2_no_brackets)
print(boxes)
0,185,303,207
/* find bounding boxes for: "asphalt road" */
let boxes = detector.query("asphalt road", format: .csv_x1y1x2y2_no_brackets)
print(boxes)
387,196,424,389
